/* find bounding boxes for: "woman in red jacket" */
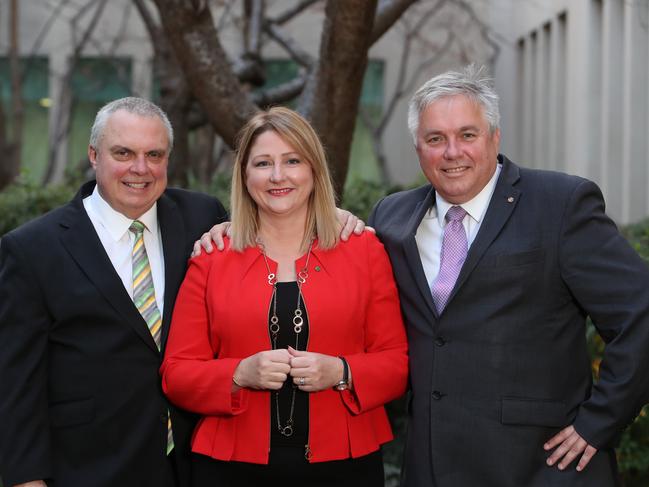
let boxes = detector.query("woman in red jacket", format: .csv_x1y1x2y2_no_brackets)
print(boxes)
161,107,408,487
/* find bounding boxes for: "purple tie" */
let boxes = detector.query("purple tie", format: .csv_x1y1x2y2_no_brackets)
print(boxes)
431,206,468,313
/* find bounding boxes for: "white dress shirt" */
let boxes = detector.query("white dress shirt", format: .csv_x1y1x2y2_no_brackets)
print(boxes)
416,164,502,287
83,186,165,313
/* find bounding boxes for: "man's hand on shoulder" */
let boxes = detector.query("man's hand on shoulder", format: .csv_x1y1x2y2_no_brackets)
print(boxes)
191,208,375,258
544,425,598,472
336,208,373,241
191,222,232,257
14,481,47,487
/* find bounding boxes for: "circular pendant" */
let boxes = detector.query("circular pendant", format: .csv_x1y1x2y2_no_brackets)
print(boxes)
293,314,303,328
281,424,294,437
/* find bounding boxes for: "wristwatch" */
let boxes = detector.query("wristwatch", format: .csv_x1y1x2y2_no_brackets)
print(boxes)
335,357,349,391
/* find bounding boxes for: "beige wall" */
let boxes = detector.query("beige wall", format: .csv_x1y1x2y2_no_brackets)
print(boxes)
491,0,649,224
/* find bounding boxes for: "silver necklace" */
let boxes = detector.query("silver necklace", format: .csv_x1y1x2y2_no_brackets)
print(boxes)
258,238,313,437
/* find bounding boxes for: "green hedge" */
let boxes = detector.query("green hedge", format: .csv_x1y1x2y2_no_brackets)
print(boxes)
0,177,76,237
1,180,649,486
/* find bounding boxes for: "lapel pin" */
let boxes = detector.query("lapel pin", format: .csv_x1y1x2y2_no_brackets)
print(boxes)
314,266,321,272
507,196,514,203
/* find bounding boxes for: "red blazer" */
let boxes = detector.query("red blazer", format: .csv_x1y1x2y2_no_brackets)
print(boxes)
161,231,408,464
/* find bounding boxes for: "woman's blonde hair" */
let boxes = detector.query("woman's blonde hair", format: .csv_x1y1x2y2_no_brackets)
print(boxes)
230,106,339,252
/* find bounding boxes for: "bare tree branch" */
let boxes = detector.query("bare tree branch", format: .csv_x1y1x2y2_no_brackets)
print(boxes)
359,0,452,183
269,0,322,25
403,31,454,96
26,0,72,65
108,2,133,56
377,1,446,133
132,0,158,39
152,0,258,148
451,0,500,64
43,0,109,184
216,0,237,31
252,71,308,106
244,0,264,54
263,22,314,68
370,0,419,45
299,0,378,198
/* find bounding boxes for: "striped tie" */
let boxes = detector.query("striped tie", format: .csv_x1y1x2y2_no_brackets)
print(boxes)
129,220,174,454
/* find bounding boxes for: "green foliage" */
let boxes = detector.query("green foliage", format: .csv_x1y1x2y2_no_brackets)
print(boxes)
613,218,649,486
187,169,233,213
0,176,76,237
341,179,408,222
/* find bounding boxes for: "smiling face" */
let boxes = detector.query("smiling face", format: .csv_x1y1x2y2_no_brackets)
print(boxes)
245,130,314,222
89,110,169,219
415,94,500,204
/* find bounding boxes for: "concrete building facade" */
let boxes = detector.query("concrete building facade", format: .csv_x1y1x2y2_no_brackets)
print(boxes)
492,0,649,224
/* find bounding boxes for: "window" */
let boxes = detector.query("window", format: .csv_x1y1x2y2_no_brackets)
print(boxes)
0,57,49,181
67,57,132,168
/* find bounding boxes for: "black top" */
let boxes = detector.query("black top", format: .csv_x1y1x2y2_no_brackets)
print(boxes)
269,281,310,447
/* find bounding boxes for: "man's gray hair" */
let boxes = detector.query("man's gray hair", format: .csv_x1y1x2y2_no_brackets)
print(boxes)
89,97,174,151
407,64,500,145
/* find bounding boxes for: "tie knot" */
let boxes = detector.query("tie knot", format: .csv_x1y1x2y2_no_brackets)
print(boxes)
129,220,146,235
445,206,466,223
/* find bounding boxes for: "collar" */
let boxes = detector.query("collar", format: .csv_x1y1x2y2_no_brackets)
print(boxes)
85,185,159,241
235,237,331,280
432,163,502,226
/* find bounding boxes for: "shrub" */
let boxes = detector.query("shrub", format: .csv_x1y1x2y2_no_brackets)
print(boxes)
0,177,77,237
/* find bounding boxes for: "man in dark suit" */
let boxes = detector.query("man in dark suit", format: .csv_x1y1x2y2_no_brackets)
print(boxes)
369,66,649,486
0,97,227,487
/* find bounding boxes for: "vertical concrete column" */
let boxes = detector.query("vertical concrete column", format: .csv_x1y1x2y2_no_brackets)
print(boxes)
600,0,624,222
521,34,536,167
622,0,648,223
587,2,603,184
534,25,550,169
549,14,567,172
565,0,599,181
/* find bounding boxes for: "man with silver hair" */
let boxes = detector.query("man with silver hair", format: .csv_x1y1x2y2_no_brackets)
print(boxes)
370,65,649,486
0,97,228,487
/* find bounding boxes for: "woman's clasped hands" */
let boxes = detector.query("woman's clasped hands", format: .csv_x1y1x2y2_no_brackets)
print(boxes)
232,346,346,393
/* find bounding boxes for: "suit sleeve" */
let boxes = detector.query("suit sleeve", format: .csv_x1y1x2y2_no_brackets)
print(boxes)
341,233,408,414
0,234,52,486
161,253,248,416
559,180,649,448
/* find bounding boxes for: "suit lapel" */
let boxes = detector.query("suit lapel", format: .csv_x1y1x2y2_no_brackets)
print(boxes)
59,182,159,353
157,193,186,350
448,157,521,305
401,186,439,319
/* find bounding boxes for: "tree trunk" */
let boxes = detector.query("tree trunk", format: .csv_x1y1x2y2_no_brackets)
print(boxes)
298,0,378,200
148,0,417,196
152,0,258,148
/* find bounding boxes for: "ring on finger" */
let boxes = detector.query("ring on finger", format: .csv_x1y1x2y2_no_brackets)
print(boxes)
299,377,305,386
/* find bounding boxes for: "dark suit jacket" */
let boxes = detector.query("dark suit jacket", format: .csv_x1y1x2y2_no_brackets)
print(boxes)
0,181,227,487
369,155,649,487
